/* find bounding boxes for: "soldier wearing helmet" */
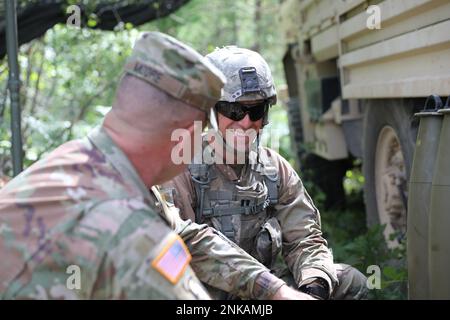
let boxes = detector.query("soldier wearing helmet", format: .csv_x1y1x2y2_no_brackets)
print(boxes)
163,46,369,300
0,35,307,300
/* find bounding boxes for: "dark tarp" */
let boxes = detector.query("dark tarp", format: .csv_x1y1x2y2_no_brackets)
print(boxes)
0,0,190,59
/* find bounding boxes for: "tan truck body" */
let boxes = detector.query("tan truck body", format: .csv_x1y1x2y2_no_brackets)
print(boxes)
280,0,450,160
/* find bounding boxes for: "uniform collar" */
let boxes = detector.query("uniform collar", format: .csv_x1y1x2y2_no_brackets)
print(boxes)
87,125,152,200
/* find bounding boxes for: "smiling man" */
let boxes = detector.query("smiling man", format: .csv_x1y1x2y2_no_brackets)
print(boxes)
0,36,308,300
162,46,369,300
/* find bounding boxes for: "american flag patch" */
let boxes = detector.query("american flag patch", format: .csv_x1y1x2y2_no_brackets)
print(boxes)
152,234,192,284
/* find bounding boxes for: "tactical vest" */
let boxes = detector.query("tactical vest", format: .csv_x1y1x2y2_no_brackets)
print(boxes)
188,150,281,268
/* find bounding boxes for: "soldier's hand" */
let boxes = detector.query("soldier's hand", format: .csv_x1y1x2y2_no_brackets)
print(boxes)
271,284,317,300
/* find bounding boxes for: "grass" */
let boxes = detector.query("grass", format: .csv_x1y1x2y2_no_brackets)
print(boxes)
309,168,408,300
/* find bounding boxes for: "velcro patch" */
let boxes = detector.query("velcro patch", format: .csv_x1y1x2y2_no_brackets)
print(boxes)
152,234,192,284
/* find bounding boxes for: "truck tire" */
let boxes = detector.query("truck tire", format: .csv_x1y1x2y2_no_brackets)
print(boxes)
362,99,418,246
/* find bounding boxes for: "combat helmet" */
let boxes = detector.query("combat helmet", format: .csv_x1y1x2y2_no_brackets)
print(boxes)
206,46,277,127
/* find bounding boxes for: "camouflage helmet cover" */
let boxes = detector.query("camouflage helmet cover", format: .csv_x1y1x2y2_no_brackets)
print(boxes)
124,31,226,113
205,46,277,104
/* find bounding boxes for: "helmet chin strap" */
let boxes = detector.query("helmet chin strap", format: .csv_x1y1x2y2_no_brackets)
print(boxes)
256,131,261,165
209,108,246,161
208,108,219,131
262,110,269,126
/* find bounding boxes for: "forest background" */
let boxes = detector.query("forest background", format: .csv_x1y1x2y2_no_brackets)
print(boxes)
0,0,407,299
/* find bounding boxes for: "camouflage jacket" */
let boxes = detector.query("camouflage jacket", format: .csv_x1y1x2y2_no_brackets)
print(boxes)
162,144,338,292
0,126,284,299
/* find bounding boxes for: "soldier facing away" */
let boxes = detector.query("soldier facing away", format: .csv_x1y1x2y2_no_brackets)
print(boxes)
162,46,369,300
0,33,311,300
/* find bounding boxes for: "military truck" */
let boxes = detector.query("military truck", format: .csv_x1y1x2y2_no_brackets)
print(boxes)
278,0,450,245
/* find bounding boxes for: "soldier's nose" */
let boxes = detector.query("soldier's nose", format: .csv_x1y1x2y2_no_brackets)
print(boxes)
238,114,253,129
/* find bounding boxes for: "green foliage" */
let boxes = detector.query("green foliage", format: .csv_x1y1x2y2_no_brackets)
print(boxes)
0,1,410,300
322,216,407,300
1,0,288,178
343,160,365,195
317,169,408,300
1,24,139,176
141,0,285,83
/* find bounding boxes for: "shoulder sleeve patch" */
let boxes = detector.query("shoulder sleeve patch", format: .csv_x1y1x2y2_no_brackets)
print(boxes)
151,234,192,284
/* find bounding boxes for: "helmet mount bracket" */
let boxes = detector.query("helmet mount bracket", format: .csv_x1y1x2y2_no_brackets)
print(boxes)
239,67,260,95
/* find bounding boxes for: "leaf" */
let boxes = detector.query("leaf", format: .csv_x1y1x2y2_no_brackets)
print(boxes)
383,266,400,280
87,19,97,28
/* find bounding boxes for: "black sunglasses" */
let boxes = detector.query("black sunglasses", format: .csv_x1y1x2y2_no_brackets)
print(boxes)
215,101,269,122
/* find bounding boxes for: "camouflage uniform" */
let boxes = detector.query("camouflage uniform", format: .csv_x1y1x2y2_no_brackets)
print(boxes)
163,143,368,300
162,46,368,300
0,33,285,300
